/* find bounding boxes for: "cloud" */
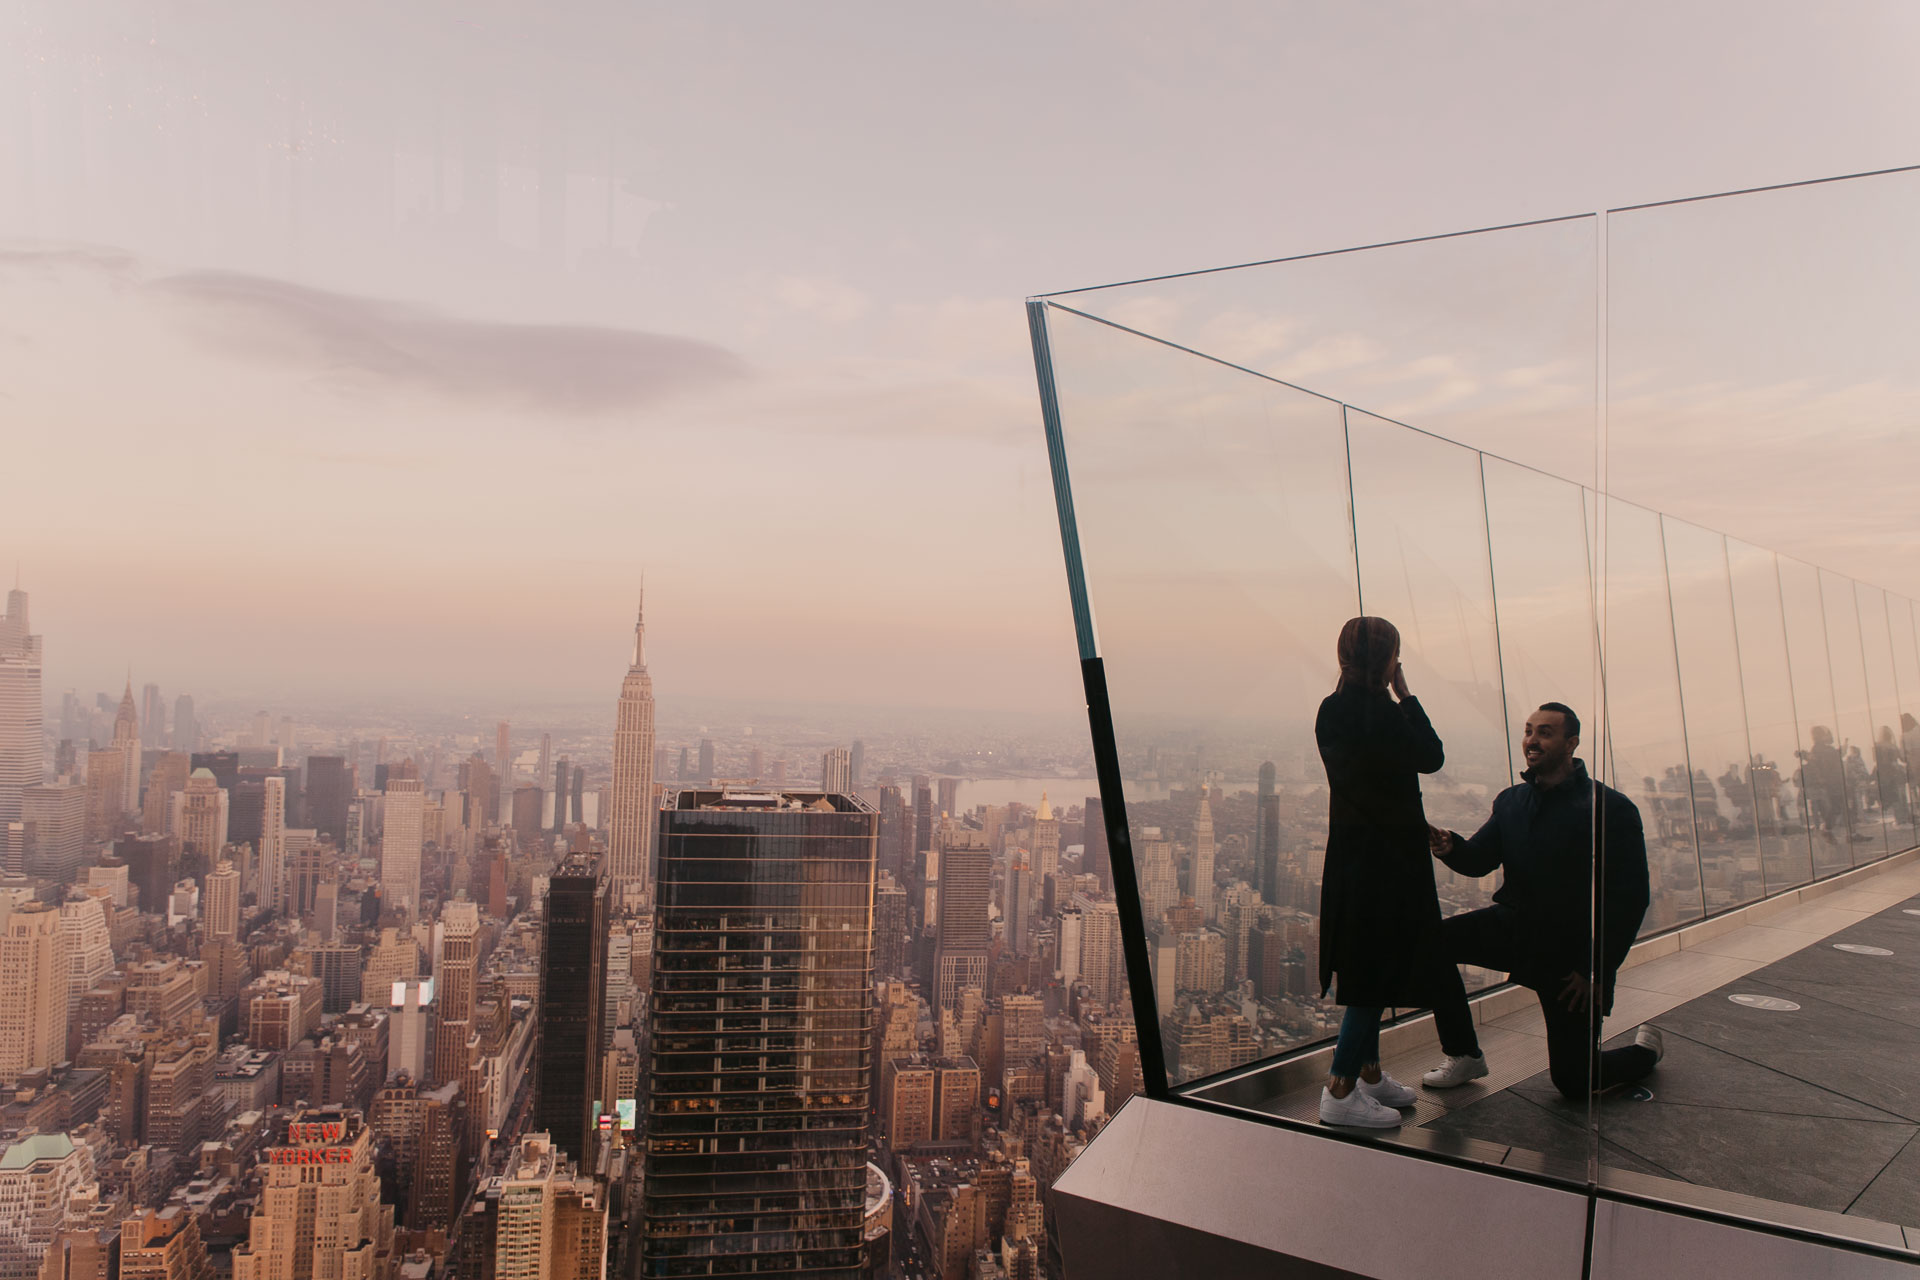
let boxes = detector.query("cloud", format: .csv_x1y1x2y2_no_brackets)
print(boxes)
144,270,748,413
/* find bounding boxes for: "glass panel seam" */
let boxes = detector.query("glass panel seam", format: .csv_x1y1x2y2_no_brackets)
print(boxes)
1479,453,1518,788
1718,533,1767,896
1656,515,1707,921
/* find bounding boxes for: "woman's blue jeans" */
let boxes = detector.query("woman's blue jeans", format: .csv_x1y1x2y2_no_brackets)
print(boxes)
1330,1005,1383,1080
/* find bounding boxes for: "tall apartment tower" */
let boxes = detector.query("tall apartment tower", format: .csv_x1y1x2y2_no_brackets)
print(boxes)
0,902,69,1082
21,782,86,881
231,1109,395,1280
494,722,511,819
486,1134,608,1280
0,588,44,834
821,746,852,793
535,852,608,1164
172,770,229,861
696,738,715,782
849,739,864,788
1255,762,1282,907
643,788,878,1279
171,694,196,753
1191,785,1217,924
911,777,934,865
1032,793,1060,882
140,684,166,749
120,1207,214,1280
551,756,570,835
933,823,992,1010
608,596,657,900
435,900,480,1088
112,682,141,814
260,775,287,912
536,732,551,808
1083,794,1111,894
305,756,351,845
205,861,241,941
383,779,425,913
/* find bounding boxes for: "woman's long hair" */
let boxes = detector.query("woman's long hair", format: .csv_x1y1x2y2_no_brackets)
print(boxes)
1335,616,1400,693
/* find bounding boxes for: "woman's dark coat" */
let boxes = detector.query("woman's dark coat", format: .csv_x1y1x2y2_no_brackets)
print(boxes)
1315,688,1449,1007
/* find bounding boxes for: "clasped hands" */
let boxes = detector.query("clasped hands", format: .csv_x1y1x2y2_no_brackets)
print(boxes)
1426,823,1452,857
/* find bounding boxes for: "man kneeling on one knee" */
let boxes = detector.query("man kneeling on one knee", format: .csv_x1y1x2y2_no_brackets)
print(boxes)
1421,702,1665,1099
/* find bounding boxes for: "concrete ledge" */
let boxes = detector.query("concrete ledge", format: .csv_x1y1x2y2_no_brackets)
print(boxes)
1052,1097,1916,1279
1054,1096,1589,1280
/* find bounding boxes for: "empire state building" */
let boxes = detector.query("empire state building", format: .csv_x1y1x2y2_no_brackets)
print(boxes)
608,594,657,902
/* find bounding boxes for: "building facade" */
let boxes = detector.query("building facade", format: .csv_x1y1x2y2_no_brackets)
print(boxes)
642,788,878,1278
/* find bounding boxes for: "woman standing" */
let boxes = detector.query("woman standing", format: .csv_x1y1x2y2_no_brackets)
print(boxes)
1316,616,1482,1127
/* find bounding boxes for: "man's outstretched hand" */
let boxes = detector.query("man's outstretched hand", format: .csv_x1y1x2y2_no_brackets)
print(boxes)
1428,824,1453,858
1558,970,1593,1014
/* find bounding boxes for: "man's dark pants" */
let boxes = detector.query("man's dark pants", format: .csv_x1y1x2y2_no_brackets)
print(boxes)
1439,906,1658,1100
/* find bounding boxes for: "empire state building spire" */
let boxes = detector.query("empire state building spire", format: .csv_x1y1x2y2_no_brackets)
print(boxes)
609,586,658,903
632,586,647,670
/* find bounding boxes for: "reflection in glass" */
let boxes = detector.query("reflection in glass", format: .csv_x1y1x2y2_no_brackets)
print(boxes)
1887,595,1920,846
1724,539,1814,891
1599,499,1703,931
1854,584,1914,851
1661,517,1763,910
1819,568,1884,863
1345,409,1508,993
1481,458,1597,783
1042,303,1358,1082
1777,557,1851,875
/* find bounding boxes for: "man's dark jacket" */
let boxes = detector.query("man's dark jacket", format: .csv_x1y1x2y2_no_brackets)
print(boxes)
1439,759,1650,1014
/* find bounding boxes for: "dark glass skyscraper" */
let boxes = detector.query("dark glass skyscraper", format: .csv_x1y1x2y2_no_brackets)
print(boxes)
1083,794,1111,894
305,756,352,845
1255,761,1282,907
642,788,877,1279
536,849,608,1164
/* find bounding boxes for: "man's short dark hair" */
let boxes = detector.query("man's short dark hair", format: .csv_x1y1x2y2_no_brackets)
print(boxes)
1537,702,1581,738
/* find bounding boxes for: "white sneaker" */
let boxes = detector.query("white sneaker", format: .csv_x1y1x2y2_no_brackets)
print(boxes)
1320,1085,1404,1128
1422,1053,1490,1089
1358,1072,1417,1108
1633,1025,1664,1065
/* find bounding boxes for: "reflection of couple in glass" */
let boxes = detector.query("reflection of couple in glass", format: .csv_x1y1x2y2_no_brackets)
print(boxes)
1316,616,1664,1128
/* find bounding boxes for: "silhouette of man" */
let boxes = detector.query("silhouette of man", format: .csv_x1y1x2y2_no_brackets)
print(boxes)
1421,703,1661,1099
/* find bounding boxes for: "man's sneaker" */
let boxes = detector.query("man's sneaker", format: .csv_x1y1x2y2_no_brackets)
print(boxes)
1320,1086,1404,1128
1358,1072,1417,1108
1634,1025,1665,1065
1422,1053,1490,1089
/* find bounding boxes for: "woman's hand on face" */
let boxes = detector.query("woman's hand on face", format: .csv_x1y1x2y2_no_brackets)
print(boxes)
1389,661,1411,701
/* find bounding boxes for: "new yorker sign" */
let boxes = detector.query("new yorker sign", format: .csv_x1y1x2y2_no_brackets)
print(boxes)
271,1120,354,1164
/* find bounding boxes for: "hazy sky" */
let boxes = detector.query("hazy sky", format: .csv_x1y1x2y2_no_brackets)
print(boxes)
4,1,1920,716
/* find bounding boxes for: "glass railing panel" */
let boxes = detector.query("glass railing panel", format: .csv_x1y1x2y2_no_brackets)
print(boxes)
1724,539,1815,892
1598,497,1704,932
1819,568,1886,864
1040,301,1358,1083
1854,583,1915,853
1345,408,1510,994
1777,556,1853,876
1888,595,1920,843
1661,516,1764,911
1040,216,1601,483
1598,166,1920,1249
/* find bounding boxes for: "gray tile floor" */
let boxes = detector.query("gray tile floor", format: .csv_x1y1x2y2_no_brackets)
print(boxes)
1424,883,1920,1229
